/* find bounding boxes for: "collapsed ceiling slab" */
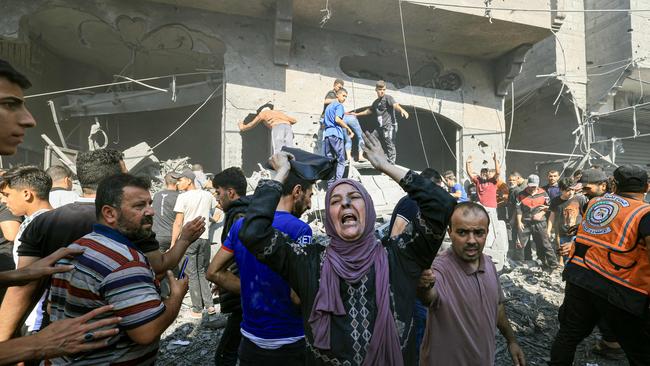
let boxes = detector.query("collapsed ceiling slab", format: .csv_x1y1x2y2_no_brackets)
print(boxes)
54,79,222,119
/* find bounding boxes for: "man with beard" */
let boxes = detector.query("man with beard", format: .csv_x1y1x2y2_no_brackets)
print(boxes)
210,166,250,366
418,202,525,366
352,80,409,164
47,174,191,365
207,171,314,365
0,149,203,342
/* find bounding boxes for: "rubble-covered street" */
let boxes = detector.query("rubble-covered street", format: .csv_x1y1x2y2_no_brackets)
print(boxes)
158,260,629,366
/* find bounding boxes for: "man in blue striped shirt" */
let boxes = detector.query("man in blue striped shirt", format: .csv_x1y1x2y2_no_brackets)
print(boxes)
49,174,197,365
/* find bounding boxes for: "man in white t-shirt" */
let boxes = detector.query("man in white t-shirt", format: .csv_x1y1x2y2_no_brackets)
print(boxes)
171,169,217,318
45,165,79,208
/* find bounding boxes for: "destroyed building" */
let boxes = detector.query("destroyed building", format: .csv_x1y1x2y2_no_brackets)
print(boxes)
1,0,565,264
1,0,561,172
508,0,650,177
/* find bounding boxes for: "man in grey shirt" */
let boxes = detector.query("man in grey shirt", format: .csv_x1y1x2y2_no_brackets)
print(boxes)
152,173,179,253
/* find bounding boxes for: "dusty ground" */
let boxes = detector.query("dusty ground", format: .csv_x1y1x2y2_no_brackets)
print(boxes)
158,262,629,366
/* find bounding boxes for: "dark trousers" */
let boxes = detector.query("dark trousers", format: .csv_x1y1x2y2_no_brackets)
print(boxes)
550,282,650,365
186,238,212,312
378,124,397,164
239,336,306,366
515,221,558,267
157,236,178,276
323,136,345,187
215,311,243,366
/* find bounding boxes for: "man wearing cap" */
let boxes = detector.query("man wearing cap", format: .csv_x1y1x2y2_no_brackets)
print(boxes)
579,168,609,207
550,165,650,365
514,174,558,269
237,103,298,154
171,168,218,318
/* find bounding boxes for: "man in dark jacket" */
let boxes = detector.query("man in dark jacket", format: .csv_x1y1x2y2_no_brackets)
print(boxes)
208,167,249,366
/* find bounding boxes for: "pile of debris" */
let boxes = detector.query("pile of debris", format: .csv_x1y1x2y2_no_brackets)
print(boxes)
495,261,628,366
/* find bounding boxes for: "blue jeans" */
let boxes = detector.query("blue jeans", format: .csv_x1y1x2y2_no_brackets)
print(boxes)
343,115,364,152
323,135,345,187
414,299,427,363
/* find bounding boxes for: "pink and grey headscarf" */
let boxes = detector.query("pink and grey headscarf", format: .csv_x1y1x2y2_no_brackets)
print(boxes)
308,178,403,366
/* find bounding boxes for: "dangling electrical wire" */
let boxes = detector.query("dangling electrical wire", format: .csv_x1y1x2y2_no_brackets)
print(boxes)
398,0,430,167
151,85,222,150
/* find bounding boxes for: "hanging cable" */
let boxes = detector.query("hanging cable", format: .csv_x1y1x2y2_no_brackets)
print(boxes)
151,85,222,150
25,71,222,99
505,82,515,151
424,95,457,160
398,0,430,167
405,2,650,13
113,75,168,93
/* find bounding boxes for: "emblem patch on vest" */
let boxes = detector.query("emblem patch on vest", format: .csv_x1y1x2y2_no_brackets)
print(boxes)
583,201,618,234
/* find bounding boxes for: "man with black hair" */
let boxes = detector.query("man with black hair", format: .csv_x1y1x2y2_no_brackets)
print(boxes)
238,103,298,154
352,80,410,164
48,173,191,365
0,59,35,156
321,79,344,118
443,170,468,203
547,177,585,261
211,166,250,366
515,174,558,269
544,170,561,201
550,165,650,365
0,59,128,362
322,87,353,186
207,170,314,365
0,149,204,341
45,165,78,208
419,202,525,366
0,166,52,334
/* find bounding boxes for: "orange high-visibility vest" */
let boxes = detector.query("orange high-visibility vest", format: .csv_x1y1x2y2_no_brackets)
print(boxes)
570,193,650,296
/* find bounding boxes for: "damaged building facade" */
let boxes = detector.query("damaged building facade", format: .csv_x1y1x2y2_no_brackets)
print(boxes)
1,0,560,173
509,0,650,176
1,1,562,263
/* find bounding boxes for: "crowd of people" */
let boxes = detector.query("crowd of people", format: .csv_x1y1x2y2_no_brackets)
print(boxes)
0,55,649,366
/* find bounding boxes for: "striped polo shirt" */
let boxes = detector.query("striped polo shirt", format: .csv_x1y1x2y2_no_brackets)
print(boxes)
48,224,165,365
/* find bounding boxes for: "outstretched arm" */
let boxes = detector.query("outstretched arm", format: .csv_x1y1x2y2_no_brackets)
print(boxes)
0,305,120,365
353,108,372,117
493,152,501,178
393,103,409,119
238,114,263,132
363,131,456,269
146,217,205,278
0,247,81,287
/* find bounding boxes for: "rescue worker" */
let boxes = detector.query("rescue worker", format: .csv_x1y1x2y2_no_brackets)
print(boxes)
549,165,650,365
